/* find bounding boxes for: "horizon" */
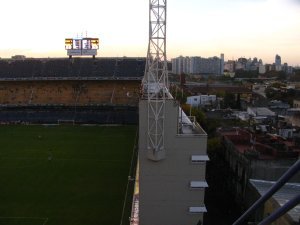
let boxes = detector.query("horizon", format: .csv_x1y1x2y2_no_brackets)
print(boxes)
1,0,299,66
2,54,299,68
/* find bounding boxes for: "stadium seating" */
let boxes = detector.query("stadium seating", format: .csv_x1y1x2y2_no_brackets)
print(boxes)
0,58,143,124
0,106,138,124
0,61,10,76
0,80,140,106
0,57,145,79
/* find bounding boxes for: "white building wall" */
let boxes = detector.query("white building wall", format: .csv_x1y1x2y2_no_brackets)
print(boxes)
172,55,223,75
293,100,300,108
187,96,201,107
187,95,217,107
171,58,177,74
259,65,266,74
275,65,282,71
220,53,224,75
139,100,208,225
183,57,190,74
236,62,245,70
171,56,186,74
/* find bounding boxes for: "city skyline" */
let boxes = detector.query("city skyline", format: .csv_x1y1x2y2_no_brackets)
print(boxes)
0,0,299,66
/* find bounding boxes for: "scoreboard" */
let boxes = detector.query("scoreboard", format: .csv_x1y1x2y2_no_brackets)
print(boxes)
65,37,99,57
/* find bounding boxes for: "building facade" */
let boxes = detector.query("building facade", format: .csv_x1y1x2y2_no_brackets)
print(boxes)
219,127,300,207
187,95,217,107
139,99,208,225
293,100,300,108
275,54,282,71
171,54,224,75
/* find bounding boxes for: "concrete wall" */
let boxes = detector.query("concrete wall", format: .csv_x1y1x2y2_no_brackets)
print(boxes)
139,99,207,225
250,160,300,182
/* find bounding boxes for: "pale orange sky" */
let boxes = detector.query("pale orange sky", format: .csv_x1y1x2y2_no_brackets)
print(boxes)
0,0,299,66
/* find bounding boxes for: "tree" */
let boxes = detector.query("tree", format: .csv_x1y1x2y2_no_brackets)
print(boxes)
224,93,236,109
170,86,187,104
191,107,206,125
216,90,225,98
278,71,287,80
181,104,206,126
235,69,258,78
271,82,283,89
236,93,241,109
207,137,222,153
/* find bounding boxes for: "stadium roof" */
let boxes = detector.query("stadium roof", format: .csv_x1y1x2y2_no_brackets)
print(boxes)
0,57,146,81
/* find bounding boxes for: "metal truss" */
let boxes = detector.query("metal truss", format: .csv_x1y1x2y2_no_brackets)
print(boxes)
143,0,168,161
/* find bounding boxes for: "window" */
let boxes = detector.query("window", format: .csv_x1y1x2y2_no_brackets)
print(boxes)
188,206,207,214
191,155,209,164
190,181,208,189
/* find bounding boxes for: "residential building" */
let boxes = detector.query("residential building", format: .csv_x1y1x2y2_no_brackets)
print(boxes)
275,54,282,71
172,56,184,74
186,95,217,107
259,65,266,74
224,60,235,73
293,100,300,108
247,107,276,123
219,127,300,206
282,63,293,75
171,54,224,75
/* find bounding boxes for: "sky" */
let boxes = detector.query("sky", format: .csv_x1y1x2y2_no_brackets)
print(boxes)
0,0,299,66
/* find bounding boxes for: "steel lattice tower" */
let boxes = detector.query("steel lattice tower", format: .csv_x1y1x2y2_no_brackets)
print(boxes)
143,0,168,161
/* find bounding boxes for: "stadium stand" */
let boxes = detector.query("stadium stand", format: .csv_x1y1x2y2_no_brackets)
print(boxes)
0,80,140,106
0,105,138,124
0,58,144,124
0,57,145,80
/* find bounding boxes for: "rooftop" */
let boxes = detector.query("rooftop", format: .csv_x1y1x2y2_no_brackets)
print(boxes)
185,83,252,95
219,128,300,160
250,179,300,223
248,107,276,117
178,109,207,136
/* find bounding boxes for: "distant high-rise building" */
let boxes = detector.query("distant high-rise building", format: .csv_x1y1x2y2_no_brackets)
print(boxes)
275,54,281,66
282,63,293,75
171,54,224,75
171,56,184,74
275,54,282,71
171,56,190,75
237,57,248,65
224,60,236,72
220,53,224,75
236,57,262,71
183,57,190,74
259,65,266,74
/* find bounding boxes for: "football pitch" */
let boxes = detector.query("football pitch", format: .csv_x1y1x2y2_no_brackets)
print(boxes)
0,125,137,225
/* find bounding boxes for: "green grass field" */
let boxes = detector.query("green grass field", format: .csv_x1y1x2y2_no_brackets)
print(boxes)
0,125,137,225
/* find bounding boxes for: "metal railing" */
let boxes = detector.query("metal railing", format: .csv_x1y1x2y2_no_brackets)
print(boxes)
232,159,300,225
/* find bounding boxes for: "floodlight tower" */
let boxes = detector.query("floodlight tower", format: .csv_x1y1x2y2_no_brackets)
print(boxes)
143,0,169,161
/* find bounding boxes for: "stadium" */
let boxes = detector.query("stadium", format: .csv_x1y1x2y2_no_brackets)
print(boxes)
1,2,208,225
0,57,145,124
0,56,144,225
